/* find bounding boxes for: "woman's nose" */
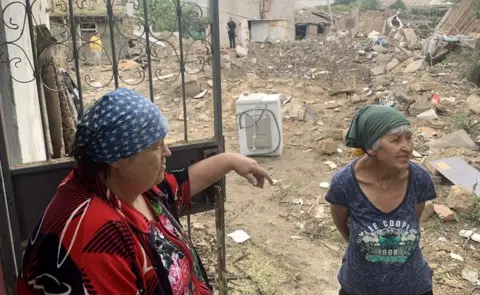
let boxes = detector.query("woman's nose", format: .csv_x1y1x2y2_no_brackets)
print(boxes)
162,145,172,158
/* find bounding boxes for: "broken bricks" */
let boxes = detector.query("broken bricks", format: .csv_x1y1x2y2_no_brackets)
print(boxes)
433,204,455,222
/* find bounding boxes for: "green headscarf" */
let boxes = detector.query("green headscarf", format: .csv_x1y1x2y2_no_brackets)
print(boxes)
345,105,410,151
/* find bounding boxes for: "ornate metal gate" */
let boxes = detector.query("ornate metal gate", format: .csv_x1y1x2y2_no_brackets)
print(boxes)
0,0,226,292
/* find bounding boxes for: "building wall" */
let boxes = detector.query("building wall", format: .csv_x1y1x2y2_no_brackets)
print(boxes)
0,0,50,164
219,0,295,46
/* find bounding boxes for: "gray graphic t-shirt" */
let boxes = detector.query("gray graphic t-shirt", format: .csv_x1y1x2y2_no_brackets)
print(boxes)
325,159,436,295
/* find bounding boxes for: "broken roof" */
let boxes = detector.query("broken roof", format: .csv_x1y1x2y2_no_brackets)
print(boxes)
295,8,333,25
436,0,480,36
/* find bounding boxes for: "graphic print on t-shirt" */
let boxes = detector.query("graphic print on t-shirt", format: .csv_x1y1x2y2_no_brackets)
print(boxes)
357,219,419,264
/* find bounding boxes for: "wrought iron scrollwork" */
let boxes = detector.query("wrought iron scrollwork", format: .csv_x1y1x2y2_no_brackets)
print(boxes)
0,0,214,94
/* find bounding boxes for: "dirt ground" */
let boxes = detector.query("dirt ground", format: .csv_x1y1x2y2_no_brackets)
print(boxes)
75,28,480,294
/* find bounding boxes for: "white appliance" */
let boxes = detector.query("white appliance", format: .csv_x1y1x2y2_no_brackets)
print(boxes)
236,93,283,156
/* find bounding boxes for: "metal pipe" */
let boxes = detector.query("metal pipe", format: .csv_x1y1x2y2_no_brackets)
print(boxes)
142,0,155,102
176,0,188,142
209,0,223,141
67,0,85,117
214,184,227,294
106,0,119,89
0,97,22,294
25,0,51,159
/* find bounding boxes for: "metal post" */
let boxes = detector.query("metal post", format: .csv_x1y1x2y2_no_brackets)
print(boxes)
208,0,227,293
67,0,85,117
106,0,119,89
0,97,22,294
214,184,227,294
25,0,51,159
209,0,223,141
142,0,155,102
176,0,189,142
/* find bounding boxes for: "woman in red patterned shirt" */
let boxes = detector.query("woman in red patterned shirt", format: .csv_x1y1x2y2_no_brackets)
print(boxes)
17,88,272,295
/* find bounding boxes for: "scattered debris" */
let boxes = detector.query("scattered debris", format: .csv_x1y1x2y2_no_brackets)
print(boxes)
228,230,251,243
194,90,208,99
446,185,476,214
429,130,478,150
403,59,424,73
324,161,338,170
319,182,330,189
467,94,480,114
235,46,248,57
461,269,479,285
417,109,438,120
419,127,438,139
459,230,474,238
386,58,400,72
431,156,480,196
371,65,385,76
450,252,464,262
408,82,436,93
315,140,338,155
192,222,206,230
434,204,455,222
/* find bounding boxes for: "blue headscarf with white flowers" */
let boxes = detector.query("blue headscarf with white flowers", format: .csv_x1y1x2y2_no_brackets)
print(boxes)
76,88,168,163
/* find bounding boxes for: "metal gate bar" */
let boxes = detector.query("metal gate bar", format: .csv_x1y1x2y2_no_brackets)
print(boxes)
0,103,22,294
208,0,227,291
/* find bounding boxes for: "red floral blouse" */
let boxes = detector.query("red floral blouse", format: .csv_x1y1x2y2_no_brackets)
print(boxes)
17,167,212,295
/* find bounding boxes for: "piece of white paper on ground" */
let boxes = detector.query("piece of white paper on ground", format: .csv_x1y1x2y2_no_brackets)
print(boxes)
228,230,251,243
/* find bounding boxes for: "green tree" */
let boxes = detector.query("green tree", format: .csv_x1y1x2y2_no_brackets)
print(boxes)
389,0,407,9
360,0,381,10
135,0,209,38
334,0,353,4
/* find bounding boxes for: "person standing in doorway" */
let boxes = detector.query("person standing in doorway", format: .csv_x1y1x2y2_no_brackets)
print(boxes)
227,17,236,49
89,32,102,67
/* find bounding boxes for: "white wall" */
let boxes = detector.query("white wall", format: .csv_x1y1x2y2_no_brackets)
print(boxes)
0,0,49,164
218,0,295,46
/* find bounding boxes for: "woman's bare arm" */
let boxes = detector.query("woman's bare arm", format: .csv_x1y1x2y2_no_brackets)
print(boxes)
330,204,350,242
416,202,426,221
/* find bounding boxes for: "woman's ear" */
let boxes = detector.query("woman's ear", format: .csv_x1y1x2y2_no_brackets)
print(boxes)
365,148,376,157
110,157,131,169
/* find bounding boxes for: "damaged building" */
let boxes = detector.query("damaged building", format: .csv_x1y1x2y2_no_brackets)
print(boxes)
218,0,296,46
295,9,329,39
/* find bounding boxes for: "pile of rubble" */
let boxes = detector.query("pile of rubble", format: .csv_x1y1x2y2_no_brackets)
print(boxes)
221,39,366,81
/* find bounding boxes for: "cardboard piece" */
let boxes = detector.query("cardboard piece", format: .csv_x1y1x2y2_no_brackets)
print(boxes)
432,156,480,197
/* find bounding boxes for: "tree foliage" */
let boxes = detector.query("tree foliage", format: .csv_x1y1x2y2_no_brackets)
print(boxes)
360,0,381,10
389,0,407,9
333,0,355,5
135,0,209,38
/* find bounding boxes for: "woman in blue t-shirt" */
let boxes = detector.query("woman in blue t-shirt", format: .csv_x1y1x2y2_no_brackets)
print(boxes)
326,105,436,295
